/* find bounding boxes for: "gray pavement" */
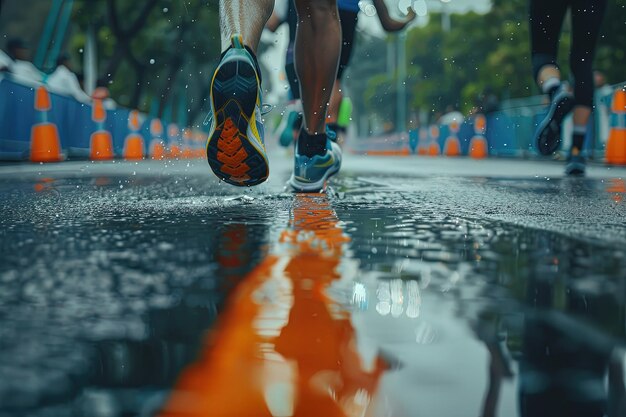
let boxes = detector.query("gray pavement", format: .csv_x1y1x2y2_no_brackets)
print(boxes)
1,154,626,416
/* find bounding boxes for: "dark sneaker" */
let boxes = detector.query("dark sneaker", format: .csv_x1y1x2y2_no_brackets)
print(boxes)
534,85,575,155
565,152,586,176
207,34,269,186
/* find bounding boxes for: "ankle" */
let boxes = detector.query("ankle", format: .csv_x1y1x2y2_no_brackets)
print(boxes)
297,130,327,157
572,125,586,151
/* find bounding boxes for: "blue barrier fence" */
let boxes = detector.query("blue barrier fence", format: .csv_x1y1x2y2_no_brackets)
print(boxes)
2,74,619,161
353,87,616,157
0,77,196,161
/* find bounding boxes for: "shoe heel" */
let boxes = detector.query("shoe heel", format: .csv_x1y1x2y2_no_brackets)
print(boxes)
207,58,268,187
212,60,258,119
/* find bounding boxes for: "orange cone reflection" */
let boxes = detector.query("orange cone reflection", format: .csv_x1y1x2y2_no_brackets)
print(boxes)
159,194,387,417
607,178,626,203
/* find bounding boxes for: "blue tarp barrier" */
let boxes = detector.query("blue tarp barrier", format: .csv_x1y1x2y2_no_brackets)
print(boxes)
432,121,473,154
487,108,595,157
458,120,474,155
408,129,419,153
486,113,518,156
0,77,159,160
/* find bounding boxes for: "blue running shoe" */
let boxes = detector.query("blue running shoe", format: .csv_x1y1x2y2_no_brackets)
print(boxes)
565,152,586,176
277,103,302,147
289,134,342,192
207,34,269,186
534,84,575,155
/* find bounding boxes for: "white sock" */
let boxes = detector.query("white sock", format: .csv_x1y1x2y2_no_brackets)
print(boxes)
542,77,561,94
573,124,587,135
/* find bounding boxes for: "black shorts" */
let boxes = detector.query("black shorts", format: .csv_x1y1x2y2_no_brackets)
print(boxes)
337,9,359,80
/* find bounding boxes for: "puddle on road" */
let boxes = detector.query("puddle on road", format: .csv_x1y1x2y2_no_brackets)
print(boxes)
0,174,625,416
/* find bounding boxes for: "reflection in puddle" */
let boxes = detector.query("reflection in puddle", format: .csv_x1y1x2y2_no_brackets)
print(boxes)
159,194,390,416
1,173,626,416
607,178,626,203
33,177,56,193
333,178,626,417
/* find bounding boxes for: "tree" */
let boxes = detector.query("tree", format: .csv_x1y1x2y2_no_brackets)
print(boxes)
596,0,626,85
70,0,221,125
350,0,626,126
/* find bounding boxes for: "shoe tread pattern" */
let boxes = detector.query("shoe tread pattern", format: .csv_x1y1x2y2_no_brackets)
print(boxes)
207,60,269,186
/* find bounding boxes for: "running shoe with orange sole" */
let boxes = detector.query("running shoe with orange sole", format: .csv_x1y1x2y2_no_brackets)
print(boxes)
207,35,269,186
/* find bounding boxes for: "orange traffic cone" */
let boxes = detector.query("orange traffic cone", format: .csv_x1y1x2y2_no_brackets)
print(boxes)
428,142,441,156
123,110,144,160
427,125,440,156
90,99,114,160
149,119,166,160
443,121,461,156
606,88,626,165
30,86,62,162
417,127,429,155
469,114,488,159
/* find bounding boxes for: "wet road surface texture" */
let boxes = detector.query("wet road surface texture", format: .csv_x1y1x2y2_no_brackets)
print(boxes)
1,154,626,417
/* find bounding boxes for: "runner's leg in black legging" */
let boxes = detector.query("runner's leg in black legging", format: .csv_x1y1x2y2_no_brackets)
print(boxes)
284,0,300,100
569,0,607,152
530,0,568,94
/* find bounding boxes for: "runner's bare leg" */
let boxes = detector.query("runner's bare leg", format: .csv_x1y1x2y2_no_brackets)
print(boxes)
294,0,341,134
219,0,274,52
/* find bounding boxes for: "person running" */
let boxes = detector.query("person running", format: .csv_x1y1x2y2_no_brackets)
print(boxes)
276,0,416,145
265,0,303,148
530,0,607,175
327,0,416,138
207,0,342,192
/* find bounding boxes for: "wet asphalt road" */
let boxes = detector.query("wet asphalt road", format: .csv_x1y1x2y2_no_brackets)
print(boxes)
1,152,626,417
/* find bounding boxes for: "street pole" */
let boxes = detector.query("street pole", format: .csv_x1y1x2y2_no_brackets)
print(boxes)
45,0,75,71
441,1,451,32
84,24,97,96
396,31,407,133
442,11,450,32
34,0,63,70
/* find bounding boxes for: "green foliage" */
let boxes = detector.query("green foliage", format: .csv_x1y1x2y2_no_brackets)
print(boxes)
596,0,626,85
343,32,389,130
353,0,625,123
69,0,221,123
63,0,625,126
405,0,533,115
